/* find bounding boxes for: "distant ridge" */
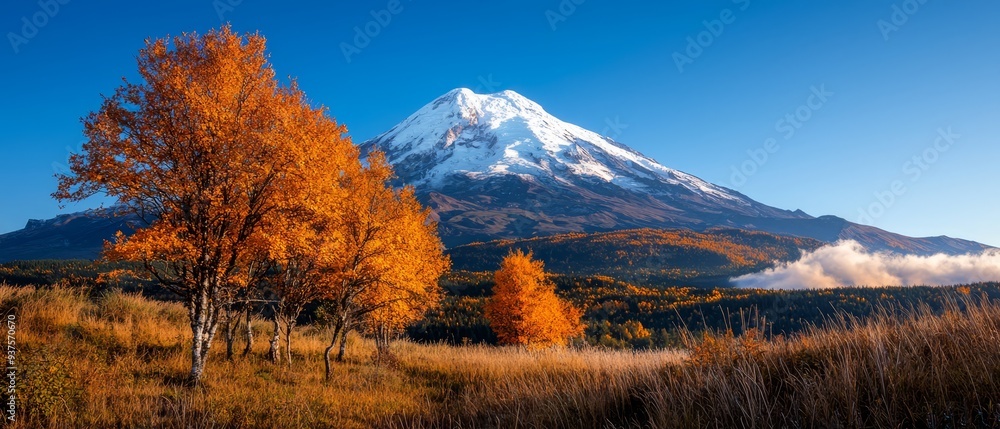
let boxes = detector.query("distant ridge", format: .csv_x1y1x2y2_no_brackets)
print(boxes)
0,210,137,262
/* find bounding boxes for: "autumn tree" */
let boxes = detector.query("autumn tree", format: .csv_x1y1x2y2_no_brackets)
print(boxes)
219,276,261,361
54,26,358,384
484,250,584,349
263,137,368,367
321,153,450,379
360,191,447,362
267,216,343,365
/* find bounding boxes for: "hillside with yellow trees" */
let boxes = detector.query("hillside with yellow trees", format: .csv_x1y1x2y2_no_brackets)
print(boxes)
448,227,825,286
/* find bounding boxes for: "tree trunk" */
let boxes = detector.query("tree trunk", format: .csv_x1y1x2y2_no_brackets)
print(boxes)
374,325,395,366
336,312,351,362
284,321,295,365
373,325,383,364
223,306,237,361
324,320,343,381
268,317,280,365
378,325,389,362
242,306,254,357
224,326,235,360
190,327,207,384
337,328,350,363
189,285,220,385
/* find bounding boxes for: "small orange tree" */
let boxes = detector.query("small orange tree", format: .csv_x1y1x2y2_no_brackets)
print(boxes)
484,250,584,348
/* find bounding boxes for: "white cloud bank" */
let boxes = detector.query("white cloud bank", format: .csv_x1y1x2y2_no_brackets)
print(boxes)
732,241,1000,290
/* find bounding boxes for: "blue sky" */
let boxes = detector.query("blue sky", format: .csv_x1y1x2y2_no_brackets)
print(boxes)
1,0,998,245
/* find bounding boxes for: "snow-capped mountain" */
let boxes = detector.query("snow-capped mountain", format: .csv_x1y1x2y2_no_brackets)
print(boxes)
369,89,735,201
0,89,990,262
365,88,790,218
361,88,989,254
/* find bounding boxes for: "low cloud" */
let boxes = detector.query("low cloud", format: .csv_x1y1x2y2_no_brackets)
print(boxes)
732,241,1000,290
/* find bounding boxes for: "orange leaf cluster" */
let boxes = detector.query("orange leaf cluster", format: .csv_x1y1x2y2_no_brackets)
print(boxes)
484,251,583,349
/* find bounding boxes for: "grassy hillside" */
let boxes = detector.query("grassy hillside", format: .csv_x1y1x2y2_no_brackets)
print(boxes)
6,284,1000,428
447,228,825,286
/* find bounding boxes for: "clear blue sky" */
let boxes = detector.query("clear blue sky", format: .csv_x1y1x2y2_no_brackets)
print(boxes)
1,1,997,246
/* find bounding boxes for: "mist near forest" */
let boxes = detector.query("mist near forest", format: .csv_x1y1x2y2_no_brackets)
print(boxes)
733,241,1000,289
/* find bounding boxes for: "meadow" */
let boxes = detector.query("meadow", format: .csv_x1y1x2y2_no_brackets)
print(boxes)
6,283,1000,428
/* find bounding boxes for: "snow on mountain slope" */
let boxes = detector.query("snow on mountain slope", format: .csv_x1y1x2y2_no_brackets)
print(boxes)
359,89,990,254
365,88,750,206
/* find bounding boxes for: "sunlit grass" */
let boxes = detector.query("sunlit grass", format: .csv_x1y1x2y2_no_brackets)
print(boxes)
5,283,1000,428
4,285,680,428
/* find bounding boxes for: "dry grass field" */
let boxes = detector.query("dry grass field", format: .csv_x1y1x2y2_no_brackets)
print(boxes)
5,284,1000,428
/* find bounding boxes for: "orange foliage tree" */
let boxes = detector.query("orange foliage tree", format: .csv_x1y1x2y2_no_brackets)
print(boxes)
263,192,334,366
484,250,584,348
268,244,336,365
265,187,352,366
54,26,358,384
320,153,450,379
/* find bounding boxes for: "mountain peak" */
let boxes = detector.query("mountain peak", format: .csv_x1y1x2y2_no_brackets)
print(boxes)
427,88,548,124
371,89,762,215
363,89,759,208
438,87,533,103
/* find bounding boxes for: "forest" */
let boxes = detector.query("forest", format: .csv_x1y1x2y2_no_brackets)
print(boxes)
5,259,994,350
448,227,826,286
419,271,1000,348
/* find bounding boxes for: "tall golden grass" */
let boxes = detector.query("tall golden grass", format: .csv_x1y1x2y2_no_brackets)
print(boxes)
5,283,1000,428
